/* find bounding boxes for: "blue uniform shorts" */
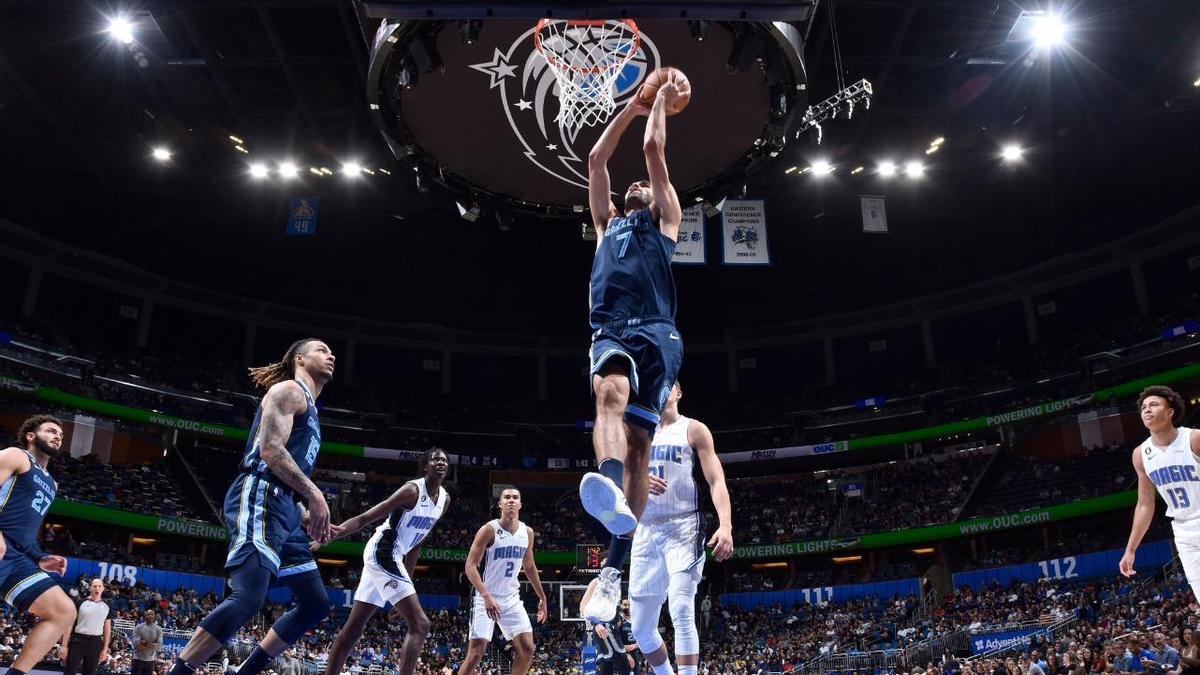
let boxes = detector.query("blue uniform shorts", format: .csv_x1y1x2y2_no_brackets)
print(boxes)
223,473,318,581
0,552,56,610
589,317,683,432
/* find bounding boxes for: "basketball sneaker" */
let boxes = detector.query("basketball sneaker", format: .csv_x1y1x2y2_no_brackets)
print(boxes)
579,472,636,535
584,566,622,623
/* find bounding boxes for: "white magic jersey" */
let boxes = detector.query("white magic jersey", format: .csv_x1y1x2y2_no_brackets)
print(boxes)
1141,427,1199,524
481,519,529,601
364,478,447,568
644,415,698,520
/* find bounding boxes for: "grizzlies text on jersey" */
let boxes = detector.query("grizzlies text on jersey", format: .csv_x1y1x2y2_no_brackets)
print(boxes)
589,208,677,329
0,449,60,609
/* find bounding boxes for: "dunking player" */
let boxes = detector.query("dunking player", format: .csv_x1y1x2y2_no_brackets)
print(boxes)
458,488,548,675
1121,385,1200,593
168,339,337,675
629,382,733,675
0,415,76,675
579,70,690,624
321,448,451,675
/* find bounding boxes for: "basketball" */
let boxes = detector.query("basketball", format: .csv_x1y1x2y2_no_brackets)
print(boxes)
639,67,692,115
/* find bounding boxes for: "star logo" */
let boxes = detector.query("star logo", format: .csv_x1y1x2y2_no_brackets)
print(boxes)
514,99,532,111
468,49,518,89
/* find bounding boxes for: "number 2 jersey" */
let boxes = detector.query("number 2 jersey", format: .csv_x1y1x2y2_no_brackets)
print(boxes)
1141,426,1200,534
0,449,57,559
481,520,530,602
364,478,447,570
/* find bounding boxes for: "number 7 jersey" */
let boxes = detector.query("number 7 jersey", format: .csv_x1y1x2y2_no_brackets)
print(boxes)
1141,427,1200,526
0,449,57,553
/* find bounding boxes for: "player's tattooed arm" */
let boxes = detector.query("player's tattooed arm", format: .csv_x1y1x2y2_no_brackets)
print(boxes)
258,381,332,543
522,527,549,623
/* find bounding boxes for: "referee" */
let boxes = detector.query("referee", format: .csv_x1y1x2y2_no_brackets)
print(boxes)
62,578,112,675
593,599,638,675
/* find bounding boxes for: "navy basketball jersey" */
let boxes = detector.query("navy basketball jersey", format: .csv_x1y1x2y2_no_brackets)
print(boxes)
589,208,678,328
0,449,57,554
241,379,321,486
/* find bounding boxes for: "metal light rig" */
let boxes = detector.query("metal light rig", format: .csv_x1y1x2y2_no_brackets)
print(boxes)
797,79,874,145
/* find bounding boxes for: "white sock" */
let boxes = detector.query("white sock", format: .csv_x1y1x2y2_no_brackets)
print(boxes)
679,666,697,675
650,660,674,675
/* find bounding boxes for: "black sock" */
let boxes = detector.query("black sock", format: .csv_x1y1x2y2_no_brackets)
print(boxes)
8,668,28,675
605,534,633,570
598,458,625,490
168,658,198,675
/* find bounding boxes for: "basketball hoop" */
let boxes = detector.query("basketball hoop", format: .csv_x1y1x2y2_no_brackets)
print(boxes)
534,19,640,131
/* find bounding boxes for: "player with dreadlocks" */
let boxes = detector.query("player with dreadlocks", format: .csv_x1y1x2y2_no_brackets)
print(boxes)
168,339,338,675
320,448,452,675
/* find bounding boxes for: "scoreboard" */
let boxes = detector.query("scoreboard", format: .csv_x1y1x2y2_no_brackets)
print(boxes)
576,543,606,574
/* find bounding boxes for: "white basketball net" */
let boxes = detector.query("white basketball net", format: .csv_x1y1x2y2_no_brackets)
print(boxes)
534,19,640,131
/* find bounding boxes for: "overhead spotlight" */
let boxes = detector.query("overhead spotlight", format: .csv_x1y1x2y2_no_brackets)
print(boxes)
363,168,375,175
309,167,323,176
1193,77,1200,88
785,166,798,175
925,145,940,155
108,17,134,45
930,136,945,147
687,20,710,43
878,161,897,178
850,166,865,175
459,19,482,46
456,201,482,222
278,162,299,179
1030,13,1068,50
233,145,249,154
151,147,171,162
341,161,363,177
378,168,392,175
228,135,245,145
811,159,834,176
249,163,269,179
319,167,334,176
1001,144,1024,163
904,160,925,179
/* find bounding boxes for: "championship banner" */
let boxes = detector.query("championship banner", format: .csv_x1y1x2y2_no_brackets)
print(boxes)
721,199,770,264
286,197,318,235
860,195,888,233
672,204,706,264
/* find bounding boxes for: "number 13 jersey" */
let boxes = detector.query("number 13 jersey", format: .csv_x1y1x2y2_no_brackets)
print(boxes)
1141,427,1200,531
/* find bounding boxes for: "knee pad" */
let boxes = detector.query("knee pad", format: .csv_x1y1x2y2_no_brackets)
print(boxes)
629,596,666,655
667,577,698,656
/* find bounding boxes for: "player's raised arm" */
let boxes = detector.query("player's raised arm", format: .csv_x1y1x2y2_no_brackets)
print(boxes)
588,103,645,233
691,421,734,562
338,482,421,541
643,77,685,240
522,527,549,623
1120,447,1158,577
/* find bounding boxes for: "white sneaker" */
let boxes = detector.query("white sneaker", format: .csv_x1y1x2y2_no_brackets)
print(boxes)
583,566,622,623
579,472,637,535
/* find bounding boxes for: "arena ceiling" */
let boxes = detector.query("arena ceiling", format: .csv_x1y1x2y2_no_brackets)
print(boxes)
0,0,1197,337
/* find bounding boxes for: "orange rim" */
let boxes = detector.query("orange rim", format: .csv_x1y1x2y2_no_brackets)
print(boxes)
534,19,641,75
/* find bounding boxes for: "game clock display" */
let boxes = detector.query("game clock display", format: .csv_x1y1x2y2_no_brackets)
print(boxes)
576,544,606,574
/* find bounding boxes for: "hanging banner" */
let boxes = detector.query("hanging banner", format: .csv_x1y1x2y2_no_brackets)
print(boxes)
719,440,848,463
672,205,706,265
721,200,770,265
286,197,319,235
860,195,888,233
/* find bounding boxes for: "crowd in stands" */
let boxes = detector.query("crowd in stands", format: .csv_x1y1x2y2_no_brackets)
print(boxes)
837,450,993,535
53,454,202,521
968,444,1134,519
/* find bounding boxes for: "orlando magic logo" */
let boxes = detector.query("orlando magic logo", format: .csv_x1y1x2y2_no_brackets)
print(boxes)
732,225,760,250
470,25,661,190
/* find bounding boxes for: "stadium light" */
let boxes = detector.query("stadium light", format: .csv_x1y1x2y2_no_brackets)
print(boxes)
811,159,834,176
1001,144,1024,163
1193,76,1200,88
108,17,134,45
249,163,269,179
878,161,897,178
341,161,363,177
278,161,299,179
904,160,925,179
151,146,171,162
228,135,245,145
1031,13,1068,50
850,166,864,175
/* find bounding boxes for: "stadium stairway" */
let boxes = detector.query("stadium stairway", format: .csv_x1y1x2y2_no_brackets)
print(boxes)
168,434,228,524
